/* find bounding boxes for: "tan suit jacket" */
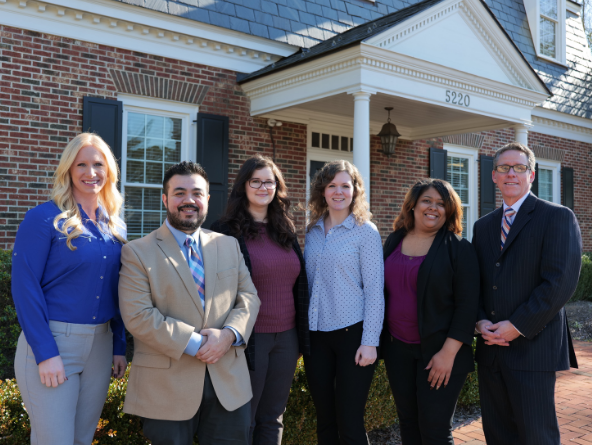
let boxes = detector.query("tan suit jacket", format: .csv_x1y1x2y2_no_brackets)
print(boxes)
118,223,260,421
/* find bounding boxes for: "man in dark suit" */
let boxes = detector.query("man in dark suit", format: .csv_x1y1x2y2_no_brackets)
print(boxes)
472,142,582,445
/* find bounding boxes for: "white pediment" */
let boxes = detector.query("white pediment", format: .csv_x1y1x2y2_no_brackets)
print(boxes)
365,0,545,92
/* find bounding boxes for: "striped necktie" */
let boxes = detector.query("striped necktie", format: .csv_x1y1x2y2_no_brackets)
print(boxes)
185,237,205,309
500,207,516,250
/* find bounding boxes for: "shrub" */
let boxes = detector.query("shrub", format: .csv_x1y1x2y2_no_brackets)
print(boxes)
0,250,19,380
570,254,592,302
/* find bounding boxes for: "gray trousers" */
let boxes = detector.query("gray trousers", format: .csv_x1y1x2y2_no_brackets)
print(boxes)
249,328,299,445
14,321,113,445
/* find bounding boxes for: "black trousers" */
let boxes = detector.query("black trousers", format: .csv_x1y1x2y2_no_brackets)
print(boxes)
382,336,467,445
478,358,559,445
249,329,300,445
142,370,251,445
303,322,376,445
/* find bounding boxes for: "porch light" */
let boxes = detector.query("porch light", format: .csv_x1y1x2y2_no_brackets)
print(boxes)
378,107,400,158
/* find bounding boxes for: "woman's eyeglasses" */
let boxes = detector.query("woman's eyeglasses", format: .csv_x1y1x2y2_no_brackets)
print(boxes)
494,164,529,174
248,179,278,190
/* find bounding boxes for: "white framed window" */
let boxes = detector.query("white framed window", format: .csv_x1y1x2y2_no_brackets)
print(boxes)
119,94,198,239
306,124,354,199
444,144,478,240
524,0,566,64
536,159,561,203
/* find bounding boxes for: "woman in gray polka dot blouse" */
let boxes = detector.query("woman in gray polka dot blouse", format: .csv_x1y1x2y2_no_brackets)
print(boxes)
303,160,385,445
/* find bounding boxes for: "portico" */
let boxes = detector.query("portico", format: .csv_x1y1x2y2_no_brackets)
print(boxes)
239,0,550,195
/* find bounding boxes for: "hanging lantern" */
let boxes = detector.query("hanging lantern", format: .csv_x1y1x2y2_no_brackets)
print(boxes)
378,107,400,157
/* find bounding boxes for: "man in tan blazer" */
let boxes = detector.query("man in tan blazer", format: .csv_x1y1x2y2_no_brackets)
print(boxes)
119,161,260,445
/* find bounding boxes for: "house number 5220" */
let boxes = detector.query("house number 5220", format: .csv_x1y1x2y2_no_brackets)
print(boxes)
445,90,470,107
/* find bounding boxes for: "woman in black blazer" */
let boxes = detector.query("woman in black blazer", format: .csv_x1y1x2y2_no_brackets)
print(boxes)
382,178,479,445
210,155,310,445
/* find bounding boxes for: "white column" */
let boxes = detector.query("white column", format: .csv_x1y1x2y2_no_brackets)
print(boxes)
351,91,373,201
513,124,530,145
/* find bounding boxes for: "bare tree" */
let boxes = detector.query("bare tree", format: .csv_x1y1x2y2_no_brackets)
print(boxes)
583,0,592,50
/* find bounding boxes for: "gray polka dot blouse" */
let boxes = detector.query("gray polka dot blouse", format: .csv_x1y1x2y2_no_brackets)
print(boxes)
304,213,385,346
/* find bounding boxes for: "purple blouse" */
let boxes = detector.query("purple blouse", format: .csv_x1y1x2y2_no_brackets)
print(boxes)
384,243,425,344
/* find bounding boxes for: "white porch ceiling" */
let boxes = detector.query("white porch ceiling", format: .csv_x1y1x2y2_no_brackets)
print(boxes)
291,92,509,140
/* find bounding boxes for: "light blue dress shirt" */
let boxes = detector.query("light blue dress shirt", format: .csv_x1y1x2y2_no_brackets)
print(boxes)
304,213,385,347
164,220,243,357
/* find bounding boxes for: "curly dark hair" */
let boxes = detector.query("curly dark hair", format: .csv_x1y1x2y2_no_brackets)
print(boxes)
163,161,209,194
393,178,463,235
220,155,296,249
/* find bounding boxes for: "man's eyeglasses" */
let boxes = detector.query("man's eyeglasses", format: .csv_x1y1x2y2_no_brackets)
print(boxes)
248,179,278,190
494,164,530,174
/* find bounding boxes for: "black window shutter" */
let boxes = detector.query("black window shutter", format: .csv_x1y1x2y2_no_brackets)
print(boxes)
429,147,447,180
196,113,229,230
562,167,574,210
531,162,539,197
480,155,496,217
82,96,123,165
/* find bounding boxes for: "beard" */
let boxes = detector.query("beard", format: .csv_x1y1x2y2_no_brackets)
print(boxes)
166,204,207,232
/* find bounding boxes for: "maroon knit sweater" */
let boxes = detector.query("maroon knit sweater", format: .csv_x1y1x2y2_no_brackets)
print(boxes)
245,224,300,333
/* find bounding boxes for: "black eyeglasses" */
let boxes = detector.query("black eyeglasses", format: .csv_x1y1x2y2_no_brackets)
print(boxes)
494,164,530,174
248,179,278,190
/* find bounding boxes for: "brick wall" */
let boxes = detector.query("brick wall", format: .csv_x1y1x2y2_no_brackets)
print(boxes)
1,25,591,251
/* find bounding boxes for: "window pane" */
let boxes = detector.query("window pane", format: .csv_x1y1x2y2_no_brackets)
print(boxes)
165,140,181,163
146,162,163,184
146,115,164,138
311,132,320,148
128,113,145,137
124,188,165,240
144,188,162,211
538,168,554,202
127,137,145,160
331,135,339,151
321,134,330,149
447,156,470,238
540,17,556,58
540,0,557,19
341,137,349,152
146,138,164,161
126,160,144,183
125,187,142,210
164,117,182,140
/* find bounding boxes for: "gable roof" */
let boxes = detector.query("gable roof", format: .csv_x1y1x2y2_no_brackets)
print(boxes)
111,0,592,119
237,0,549,95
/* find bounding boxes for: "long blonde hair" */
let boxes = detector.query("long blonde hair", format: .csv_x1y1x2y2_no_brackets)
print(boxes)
306,160,371,232
50,133,126,250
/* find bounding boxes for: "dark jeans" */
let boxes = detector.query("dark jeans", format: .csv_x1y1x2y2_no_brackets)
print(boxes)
478,358,559,445
142,370,250,445
383,336,467,445
249,328,299,445
303,322,376,445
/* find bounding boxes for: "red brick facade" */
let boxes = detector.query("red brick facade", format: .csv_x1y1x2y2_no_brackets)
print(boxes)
1,26,590,250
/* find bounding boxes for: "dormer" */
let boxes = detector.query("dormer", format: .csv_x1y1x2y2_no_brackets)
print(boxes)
524,0,567,65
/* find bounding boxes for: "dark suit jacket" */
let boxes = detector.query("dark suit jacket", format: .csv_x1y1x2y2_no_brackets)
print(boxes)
210,220,310,371
382,227,480,375
472,193,582,371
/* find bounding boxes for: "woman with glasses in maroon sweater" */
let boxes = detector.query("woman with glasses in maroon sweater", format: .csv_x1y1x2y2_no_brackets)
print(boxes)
211,155,310,445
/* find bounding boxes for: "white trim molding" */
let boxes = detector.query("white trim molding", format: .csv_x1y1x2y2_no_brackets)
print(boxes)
444,144,478,240
0,0,297,73
536,158,561,204
530,107,592,144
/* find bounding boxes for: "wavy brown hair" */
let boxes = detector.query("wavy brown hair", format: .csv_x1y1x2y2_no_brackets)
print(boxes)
393,178,463,235
306,160,371,232
220,155,296,249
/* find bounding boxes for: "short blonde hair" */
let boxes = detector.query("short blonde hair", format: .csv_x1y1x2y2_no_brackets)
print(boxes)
50,133,126,250
306,160,371,232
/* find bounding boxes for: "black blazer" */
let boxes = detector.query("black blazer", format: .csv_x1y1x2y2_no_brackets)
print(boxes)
210,220,311,371
382,227,480,375
472,193,581,371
